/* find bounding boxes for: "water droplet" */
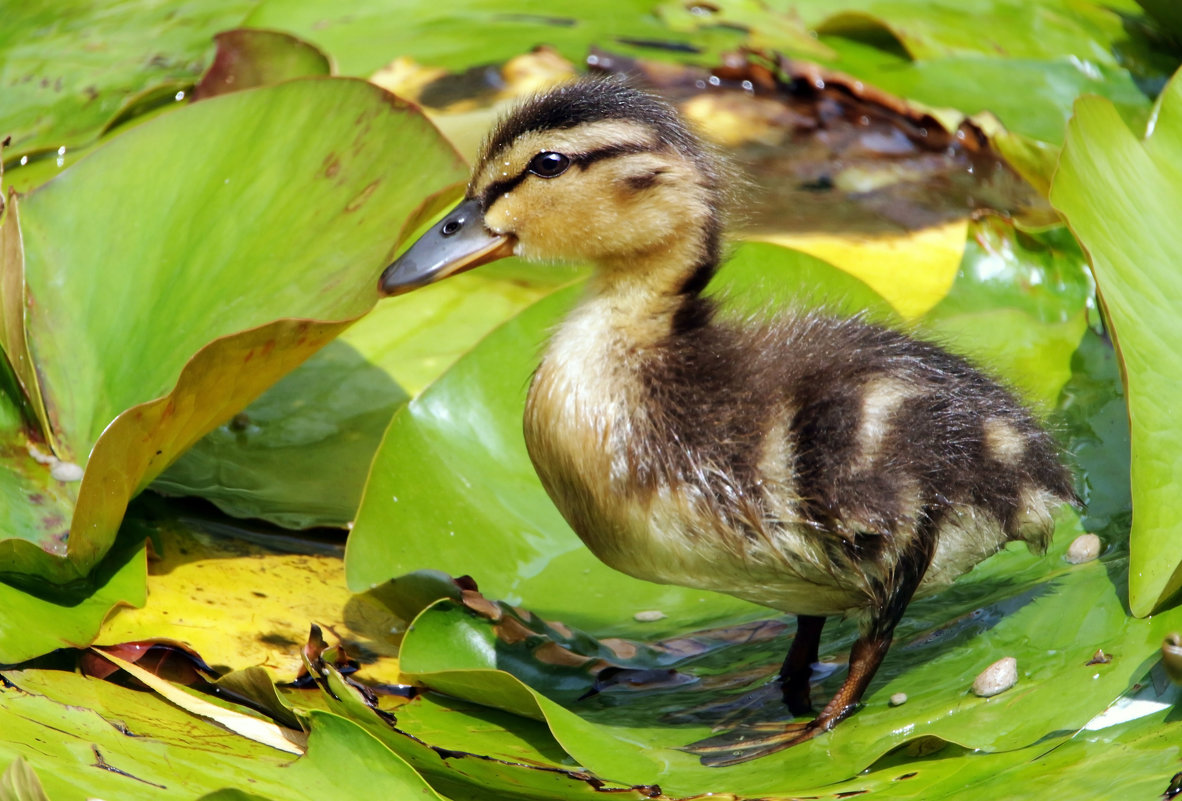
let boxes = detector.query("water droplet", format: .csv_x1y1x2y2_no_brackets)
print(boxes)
175,90,186,101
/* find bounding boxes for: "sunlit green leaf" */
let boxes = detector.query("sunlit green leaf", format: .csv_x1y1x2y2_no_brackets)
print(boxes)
312,665,673,799
1,78,466,582
157,259,565,529
192,28,331,100
153,341,410,529
0,670,447,800
1050,66,1182,615
245,0,741,76
0,758,50,801
0,0,252,160
395,528,1180,796
0,535,146,665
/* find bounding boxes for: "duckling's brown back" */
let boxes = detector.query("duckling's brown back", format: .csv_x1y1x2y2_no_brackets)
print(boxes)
631,306,1077,605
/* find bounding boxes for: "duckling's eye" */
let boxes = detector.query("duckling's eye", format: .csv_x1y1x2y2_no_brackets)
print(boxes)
527,151,571,178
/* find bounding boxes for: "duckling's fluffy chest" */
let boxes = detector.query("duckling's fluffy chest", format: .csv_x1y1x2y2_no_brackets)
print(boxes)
523,297,859,616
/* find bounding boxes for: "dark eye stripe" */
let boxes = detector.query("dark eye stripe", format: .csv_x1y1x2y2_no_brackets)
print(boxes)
480,142,656,208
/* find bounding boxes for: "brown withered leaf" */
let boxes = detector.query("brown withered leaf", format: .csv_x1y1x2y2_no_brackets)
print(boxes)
81,639,218,687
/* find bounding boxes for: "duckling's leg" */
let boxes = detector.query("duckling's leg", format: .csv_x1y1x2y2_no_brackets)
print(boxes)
779,615,825,715
689,522,936,766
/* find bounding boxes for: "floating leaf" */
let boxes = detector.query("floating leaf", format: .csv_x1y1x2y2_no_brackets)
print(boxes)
156,260,563,529
89,649,307,755
0,536,145,665
153,340,410,529
244,0,742,76
0,758,49,801
1050,67,1182,615
396,530,1180,796
193,28,331,100
0,0,252,161
96,501,405,683
1,77,466,584
0,669,445,800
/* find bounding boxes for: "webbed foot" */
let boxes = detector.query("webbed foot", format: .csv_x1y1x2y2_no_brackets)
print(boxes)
683,718,829,766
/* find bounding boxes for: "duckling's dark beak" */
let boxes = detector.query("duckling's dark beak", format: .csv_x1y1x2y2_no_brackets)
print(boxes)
380,197,515,296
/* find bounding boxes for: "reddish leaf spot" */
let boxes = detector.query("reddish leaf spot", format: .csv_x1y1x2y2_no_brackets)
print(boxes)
345,180,381,213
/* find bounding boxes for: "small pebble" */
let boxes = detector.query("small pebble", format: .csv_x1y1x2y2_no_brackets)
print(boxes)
50,460,84,482
888,692,908,707
633,610,666,623
1064,533,1101,564
972,656,1018,697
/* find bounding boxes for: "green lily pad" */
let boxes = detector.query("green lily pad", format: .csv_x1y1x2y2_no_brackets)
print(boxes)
0,0,253,161
921,218,1093,409
192,28,332,100
0,758,49,801
311,665,675,799
153,340,410,529
0,669,446,800
1050,66,1182,615
0,536,146,665
952,689,1182,799
1,77,467,583
870,56,1150,145
156,259,566,529
667,0,1152,144
809,0,1137,64
396,541,1179,797
243,0,743,76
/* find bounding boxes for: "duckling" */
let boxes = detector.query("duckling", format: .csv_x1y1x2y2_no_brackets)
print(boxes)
379,78,1076,764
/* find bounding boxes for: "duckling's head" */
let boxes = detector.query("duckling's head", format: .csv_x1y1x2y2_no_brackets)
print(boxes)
381,78,727,295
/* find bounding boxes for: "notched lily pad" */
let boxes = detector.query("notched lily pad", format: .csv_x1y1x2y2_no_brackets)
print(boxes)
1051,67,1182,615
193,28,333,100
0,77,467,588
